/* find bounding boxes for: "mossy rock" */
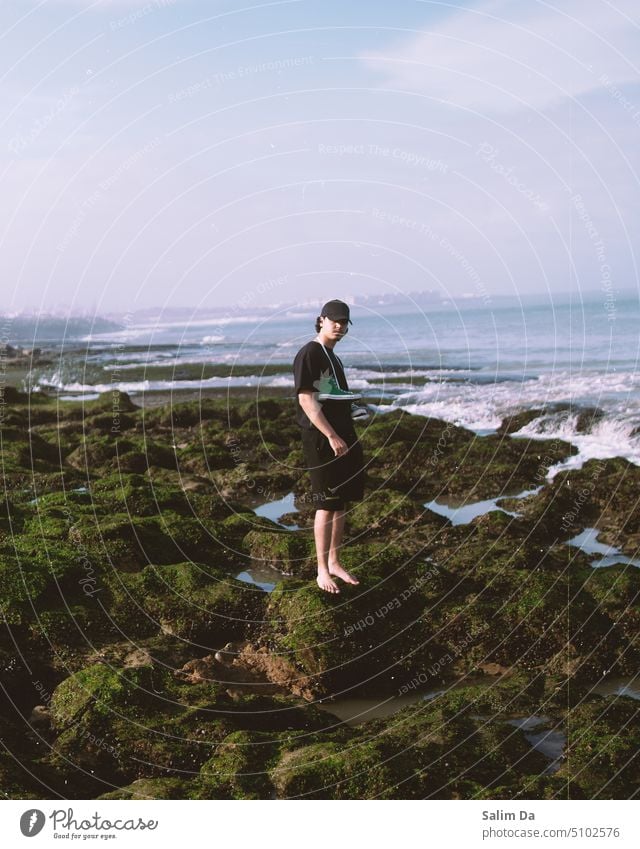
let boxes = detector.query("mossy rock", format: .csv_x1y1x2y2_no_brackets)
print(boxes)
67,512,230,571
142,399,231,429
0,536,89,624
517,457,640,546
30,605,109,649
349,490,433,536
181,441,237,473
0,713,54,799
49,665,329,787
99,777,194,800
359,410,466,451
0,428,62,470
50,663,161,726
66,435,176,475
242,529,312,576
262,543,449,695
0,751,42,799
65,436,129,472
91,473,194,518
270,740,396,799
48,663,226,783
560,696,640,798
269,686,550,799
196,729,283,799
581,564,640,649
83,391,139,416
0,386,30,404
360,410,573,501
425,562,629,676
218,512,270,547
104,561,266,643
83,412,137,433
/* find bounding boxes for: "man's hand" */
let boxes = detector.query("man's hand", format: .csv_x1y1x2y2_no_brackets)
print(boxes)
299,391,350,453
328,434,349,456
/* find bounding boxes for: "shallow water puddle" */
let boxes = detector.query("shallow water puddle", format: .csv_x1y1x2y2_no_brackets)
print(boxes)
591,673,640,700
425,486,542,526
28,485,89,506
234,565,284,592
504,715,565,774
253,491,300,530
319,674,491,726
566,527,640,569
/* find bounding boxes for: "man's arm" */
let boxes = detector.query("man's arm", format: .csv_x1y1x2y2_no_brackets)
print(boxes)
298,390,348,456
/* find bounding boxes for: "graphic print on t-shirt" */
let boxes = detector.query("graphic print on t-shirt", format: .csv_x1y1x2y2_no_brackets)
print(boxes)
312,368,334,396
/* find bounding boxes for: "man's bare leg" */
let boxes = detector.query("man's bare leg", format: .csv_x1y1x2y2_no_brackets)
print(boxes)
327,509,360,585
314,509,340,593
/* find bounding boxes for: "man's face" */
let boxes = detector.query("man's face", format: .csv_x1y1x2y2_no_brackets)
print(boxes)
321,316,349,339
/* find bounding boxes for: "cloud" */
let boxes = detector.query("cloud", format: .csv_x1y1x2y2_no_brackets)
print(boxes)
360,0,640,113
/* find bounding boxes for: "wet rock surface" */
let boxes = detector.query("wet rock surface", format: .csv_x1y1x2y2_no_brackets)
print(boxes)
0,389,638,798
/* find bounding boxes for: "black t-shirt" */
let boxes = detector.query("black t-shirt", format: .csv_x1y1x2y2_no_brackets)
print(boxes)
293,340,353,432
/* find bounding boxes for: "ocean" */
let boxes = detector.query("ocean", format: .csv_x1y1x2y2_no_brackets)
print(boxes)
12,290,640,476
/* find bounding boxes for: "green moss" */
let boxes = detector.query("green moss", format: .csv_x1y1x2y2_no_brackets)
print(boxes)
104,561,266,642
349,490,427,535
263,543,447,694
242,529,312,575
0,537,85,624
99,777,193,800
197,730,284,799
50,663,129,725
560,697,640,798
270,741,395,799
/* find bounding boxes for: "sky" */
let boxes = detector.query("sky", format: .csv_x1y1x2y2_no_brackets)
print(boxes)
1,0,639,314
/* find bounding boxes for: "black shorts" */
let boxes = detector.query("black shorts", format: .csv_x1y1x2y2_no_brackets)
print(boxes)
300,427,365,511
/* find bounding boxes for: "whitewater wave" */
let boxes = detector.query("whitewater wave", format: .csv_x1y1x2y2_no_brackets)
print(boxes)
385,369,640,471
38,374,271,393
514,413,640,478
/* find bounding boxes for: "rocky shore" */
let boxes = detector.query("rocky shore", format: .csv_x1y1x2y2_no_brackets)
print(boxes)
0,384,638,799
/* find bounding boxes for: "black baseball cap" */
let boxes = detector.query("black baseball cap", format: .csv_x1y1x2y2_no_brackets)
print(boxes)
321,299,352,324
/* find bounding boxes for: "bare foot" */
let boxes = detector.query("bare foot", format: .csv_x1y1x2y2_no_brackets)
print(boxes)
328,563,360,585
317,569,340,593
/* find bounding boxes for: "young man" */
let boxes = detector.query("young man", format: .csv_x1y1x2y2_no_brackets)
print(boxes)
293,299,366,593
